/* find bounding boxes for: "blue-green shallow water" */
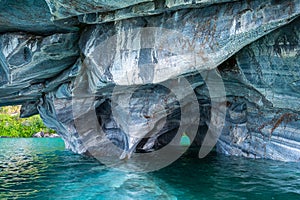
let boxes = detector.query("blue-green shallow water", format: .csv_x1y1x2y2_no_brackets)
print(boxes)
0,138,300,200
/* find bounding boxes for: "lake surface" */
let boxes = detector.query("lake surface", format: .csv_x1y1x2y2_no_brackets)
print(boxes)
0,138,300,199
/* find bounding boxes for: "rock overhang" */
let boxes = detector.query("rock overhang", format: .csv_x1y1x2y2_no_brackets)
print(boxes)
0,0,299,164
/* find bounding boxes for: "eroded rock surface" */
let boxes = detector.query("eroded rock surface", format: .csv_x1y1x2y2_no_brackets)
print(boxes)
0,32,79,106
0,0,78,34
0,0,300,162
218,18,300,161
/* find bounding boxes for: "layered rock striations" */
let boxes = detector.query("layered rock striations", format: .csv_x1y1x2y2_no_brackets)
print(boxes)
218,18,300,161
0,0,300,162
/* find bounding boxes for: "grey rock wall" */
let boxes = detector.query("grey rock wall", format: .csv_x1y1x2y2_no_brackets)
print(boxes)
0,0,300,161
0,0,78,34
218,18,300,161
0,32,79,106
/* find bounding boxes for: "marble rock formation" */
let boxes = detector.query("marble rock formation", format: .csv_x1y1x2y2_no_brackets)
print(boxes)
0,0,300,162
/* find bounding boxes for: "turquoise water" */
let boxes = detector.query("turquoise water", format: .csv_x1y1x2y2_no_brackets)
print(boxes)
0,138,300,199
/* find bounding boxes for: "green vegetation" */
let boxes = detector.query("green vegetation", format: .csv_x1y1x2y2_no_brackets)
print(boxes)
0,106,55,137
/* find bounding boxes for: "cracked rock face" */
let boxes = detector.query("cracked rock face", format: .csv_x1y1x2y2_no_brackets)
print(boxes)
0,0,78,34
218,18,300,161
0,32,79,106
0,0,300,162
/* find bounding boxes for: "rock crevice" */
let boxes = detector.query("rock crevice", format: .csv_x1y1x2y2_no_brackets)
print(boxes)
0,0,300,162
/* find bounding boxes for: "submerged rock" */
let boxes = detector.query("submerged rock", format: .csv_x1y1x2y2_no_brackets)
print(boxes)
0,0,300,163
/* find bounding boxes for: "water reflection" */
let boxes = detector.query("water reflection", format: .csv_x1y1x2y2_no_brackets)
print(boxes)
0,138,300,199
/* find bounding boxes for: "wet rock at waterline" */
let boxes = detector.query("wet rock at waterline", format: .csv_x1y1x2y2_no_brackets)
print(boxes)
32,131,60,138
0,0,300,162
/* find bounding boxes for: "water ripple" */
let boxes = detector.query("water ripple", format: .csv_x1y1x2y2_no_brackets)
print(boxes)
0,139,300,199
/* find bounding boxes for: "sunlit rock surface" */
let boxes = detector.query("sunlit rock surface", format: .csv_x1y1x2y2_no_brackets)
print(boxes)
79,0,300,87
0,0,300,161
